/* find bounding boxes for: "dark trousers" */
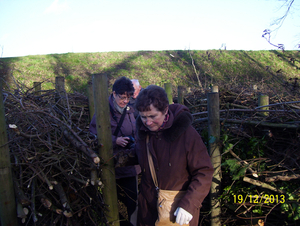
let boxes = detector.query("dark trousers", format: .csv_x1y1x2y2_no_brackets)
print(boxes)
116,176,138,226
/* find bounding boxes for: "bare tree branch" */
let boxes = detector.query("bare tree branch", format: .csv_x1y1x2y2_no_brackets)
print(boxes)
262,29,285,50
271,0,295,30
262,0,297,50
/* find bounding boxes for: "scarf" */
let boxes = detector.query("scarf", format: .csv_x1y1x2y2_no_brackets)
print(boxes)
113,97,127,114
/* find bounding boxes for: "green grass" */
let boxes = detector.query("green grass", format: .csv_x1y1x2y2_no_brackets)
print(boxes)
1,50,299,95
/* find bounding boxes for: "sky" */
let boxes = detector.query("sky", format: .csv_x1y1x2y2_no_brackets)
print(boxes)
0,0,299,58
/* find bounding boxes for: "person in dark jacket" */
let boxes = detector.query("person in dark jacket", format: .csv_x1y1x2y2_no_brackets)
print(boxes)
120,85,213,226
129,79,143,118
90,77,141,226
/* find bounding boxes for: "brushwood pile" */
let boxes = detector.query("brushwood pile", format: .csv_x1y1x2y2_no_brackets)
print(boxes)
3,83,300,226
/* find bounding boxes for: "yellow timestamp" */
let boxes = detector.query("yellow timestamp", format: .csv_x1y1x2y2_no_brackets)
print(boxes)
233,194,285,204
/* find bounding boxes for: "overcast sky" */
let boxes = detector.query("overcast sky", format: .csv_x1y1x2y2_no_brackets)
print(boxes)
0,0,299,58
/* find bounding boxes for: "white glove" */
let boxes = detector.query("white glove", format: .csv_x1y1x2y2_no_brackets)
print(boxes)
174,207,193,225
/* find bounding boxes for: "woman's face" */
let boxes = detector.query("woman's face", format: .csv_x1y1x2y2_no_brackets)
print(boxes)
139,104,168,131
113,92,131,108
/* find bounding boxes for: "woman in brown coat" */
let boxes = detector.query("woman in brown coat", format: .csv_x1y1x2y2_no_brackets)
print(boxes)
130,85,214,226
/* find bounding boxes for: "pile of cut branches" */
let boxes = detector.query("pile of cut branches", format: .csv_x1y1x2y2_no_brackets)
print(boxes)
3,84,105,226
187,87,300,226
3,79,300,226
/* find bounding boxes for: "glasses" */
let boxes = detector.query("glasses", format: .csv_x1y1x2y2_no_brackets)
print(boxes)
117,94,131,101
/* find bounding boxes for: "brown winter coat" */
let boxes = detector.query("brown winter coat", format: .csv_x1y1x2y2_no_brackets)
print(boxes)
89,94,141,178
132,104,214,226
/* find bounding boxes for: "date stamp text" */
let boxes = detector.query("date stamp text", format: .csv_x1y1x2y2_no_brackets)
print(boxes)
233,194,285,204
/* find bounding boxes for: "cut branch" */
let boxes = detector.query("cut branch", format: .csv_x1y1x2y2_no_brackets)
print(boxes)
265,174,300,182
228,149,258,178
243,177,284,193
63,129,100,164
53,182,73,218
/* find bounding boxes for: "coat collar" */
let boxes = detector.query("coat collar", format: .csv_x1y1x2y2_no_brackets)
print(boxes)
136,106,193,142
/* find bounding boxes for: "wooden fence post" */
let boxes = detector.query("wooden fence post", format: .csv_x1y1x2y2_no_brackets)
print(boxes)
87,81,95,121
92,73,119,226
208,86,221,226
258,94,269,116
211,86,219,93
164,83,173,104
0,82,18,226
177,85,185,105
55,76,66,106
33,82,41,96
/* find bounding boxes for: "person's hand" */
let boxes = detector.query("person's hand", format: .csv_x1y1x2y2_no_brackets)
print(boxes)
174,207,193,225
116,136,129,147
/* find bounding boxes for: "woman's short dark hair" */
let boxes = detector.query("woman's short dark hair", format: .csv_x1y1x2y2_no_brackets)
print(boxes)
135,85,169,113
113,77,134,95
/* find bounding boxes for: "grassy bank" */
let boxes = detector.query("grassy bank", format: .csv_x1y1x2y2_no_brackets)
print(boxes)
1,50,299,95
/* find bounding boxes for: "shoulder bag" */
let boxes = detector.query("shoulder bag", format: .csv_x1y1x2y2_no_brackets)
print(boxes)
146,135,188,226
